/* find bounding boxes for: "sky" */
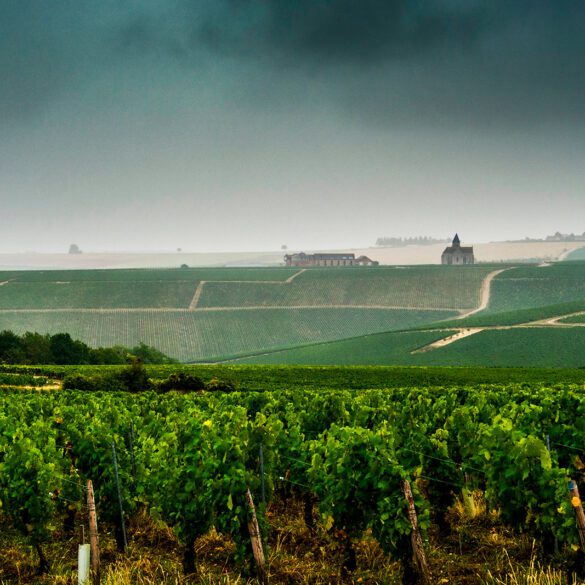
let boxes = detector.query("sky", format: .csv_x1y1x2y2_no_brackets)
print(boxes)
1,0,584,253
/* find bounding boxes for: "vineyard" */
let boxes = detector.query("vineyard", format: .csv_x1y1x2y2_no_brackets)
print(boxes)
0,308,455,363
2,367,585,583
482,264,585,315
1,263,585,365
0,265,488,362
197,266,492,310
236,328,585,367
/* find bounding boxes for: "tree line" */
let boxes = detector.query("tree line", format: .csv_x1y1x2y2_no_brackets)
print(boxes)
0,330,175,365
375,236,450,247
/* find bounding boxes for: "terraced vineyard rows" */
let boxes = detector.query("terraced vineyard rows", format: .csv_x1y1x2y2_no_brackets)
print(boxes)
197,266,493,309
0,308,456,362
0,281,197,309
484,263,585,314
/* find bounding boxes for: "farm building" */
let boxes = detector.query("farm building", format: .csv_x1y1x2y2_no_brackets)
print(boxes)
284,252,377,267
441,234,475,265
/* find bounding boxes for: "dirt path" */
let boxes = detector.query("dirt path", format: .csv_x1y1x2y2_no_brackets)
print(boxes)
285,269,307,283
455,267,516,320
188,281,206,310
412,315,585,354
411,328,484,353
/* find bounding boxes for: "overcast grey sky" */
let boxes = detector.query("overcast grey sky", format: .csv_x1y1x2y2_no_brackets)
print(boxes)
1,1,584,252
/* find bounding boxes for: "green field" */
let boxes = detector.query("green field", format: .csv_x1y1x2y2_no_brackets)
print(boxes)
2,262,585,365
558,313,585,323
483,263,585,314
197,265,493,309
0,307,455,362
564,247,585,261
0,267,299,283
0,265,489,362
3,369,585,583
237,327,585,367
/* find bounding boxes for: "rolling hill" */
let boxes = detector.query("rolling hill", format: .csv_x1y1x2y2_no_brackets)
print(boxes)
2,262,584,365
0,266,488,362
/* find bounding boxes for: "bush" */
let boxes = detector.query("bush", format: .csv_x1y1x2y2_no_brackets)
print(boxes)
157,372,205,393
205,377,237,392
63,361,152,392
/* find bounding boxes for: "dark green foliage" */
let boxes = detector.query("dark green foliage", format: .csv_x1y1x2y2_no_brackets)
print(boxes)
4,376,585,579
0,329,174,365
157,372,205,392
62,361,153,392
205,377,237,392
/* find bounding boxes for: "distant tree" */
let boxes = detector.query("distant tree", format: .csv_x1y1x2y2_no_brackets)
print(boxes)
68,244,82,254
281,244,288,251
90,345,128,365
49,333,90,364
0,330,24,363
20,332,52,363
180,263,189,269
130,342,177,364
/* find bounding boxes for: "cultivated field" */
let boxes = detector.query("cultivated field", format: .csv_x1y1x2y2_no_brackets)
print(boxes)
3,367,585,583
2,261,585,364
196,266,492,310
238,327,585,367
0,307,455,362
236,261,585,366
0,266,476,361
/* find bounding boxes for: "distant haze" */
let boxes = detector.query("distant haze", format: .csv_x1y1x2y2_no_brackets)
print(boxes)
1,1,584,253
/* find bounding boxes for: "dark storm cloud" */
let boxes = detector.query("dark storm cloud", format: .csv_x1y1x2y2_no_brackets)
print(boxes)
115,0,585,126
2,1,584,126
196,0,487,63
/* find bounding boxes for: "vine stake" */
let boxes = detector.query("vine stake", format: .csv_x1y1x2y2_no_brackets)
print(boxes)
246,487,268,584
403,479,430,585
87,480,100,585
568,480,585,550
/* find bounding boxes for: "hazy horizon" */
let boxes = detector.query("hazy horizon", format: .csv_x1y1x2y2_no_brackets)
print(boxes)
2,1,584,253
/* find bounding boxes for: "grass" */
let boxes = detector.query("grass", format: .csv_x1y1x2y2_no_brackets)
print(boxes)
1,489,579,584
564,248,585,261
558,314,585,323
484,550,579,584
0,281,198,309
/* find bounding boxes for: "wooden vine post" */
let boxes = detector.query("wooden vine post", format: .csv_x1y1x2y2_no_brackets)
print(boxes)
87,480,100,585
403,479,431,585
568,480,585,550
245,488,268,584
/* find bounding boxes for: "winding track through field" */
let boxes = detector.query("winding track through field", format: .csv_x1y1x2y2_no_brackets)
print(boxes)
407,263,585,353
455,267,516,320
